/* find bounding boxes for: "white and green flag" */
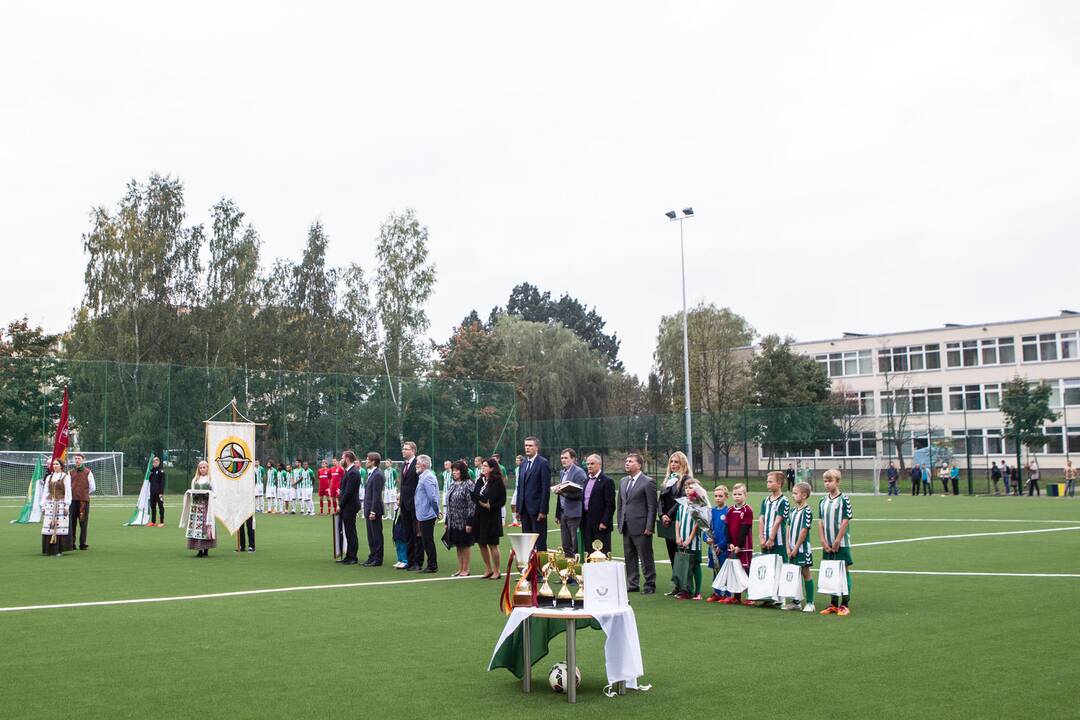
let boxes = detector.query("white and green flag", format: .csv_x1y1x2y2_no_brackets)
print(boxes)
123,455,154,526
10,456,44,524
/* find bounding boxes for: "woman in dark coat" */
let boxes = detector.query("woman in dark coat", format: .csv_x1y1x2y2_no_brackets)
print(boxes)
471,457,506,580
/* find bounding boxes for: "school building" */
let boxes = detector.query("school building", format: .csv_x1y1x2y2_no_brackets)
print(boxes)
772,311,1080,474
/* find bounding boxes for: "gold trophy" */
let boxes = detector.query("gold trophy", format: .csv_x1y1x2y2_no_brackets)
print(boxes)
506,533,540,607
538,552,555,601
573,556,586,602
557,551,573,604
588,538,609,563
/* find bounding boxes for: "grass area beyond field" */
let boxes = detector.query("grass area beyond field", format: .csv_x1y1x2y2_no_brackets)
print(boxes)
2,494,1078,719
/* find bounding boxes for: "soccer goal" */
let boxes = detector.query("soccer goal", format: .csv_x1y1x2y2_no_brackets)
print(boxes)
0,451,124,497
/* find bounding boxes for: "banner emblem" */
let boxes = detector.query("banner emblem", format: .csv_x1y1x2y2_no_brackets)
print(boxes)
214,438,253,479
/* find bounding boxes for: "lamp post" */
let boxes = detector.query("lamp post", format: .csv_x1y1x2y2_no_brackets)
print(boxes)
666,207,695,472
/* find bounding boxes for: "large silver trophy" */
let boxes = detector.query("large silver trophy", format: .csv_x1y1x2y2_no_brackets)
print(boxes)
506,533,540,608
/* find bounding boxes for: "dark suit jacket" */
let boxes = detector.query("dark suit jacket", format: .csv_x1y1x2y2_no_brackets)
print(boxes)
582,472,615,532
148,467,166,494
363,468,385,517
617,473,657,536
518,454,551,518
339,465,362,514
398,458,418,513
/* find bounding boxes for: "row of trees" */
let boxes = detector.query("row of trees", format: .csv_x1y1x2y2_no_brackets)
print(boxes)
0,172,1059,472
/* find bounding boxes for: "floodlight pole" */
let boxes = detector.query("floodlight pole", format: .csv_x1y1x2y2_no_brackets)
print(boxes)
669,210,695,473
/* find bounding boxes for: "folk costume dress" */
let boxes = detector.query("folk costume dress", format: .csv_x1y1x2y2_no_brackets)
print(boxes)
40,472,72,555
180,476,217,551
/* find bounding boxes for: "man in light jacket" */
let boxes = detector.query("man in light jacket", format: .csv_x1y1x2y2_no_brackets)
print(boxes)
554,448,587,557
414,455,440,573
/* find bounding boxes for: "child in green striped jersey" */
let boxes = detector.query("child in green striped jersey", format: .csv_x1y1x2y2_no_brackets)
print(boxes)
782,481,815,613
818,469,853,616
759,471,789,557
674,480,705,600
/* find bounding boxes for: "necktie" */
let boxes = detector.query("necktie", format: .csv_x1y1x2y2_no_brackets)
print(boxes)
627,475,635,494
525,459,533,476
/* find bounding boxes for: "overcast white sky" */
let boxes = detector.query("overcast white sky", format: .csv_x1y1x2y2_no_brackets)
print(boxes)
2,1,1078,379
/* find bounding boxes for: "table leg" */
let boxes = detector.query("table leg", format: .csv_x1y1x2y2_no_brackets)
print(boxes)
522,619,531,693
566,619,577,704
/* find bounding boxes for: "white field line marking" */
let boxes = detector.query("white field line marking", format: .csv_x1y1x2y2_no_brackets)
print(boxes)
825,569,1080,578
617,525,1080,565
0,572,492,614
5,526,1080,614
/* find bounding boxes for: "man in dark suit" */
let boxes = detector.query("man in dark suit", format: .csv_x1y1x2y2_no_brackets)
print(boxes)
618,452,657,594
518,436,551,551
554,448,587,557
362,452,385,566
582,453,616,555
398,441,422,570
337,450,362,565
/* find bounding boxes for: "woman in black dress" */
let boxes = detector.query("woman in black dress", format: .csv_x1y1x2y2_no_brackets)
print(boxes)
445,461,475,577
471,457,506,579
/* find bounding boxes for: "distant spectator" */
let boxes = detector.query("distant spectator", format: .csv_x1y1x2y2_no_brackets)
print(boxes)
1027,459,1041,496
886,461,899,496
910,464,922,496
990,461,1002,495
939,464,950,495
785,462,796,492
1001,461,1013,496
949,465,960,496
921,464,933,496
1065,459,1076,498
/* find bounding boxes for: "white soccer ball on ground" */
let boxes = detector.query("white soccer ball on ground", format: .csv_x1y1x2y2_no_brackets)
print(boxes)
548,662,581,693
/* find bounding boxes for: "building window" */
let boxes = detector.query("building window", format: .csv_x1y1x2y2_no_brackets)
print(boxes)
1068,426,1080,455
986,428,1003,455
1064,379,1080,407
949,385,983,411
908,386,944,414
947,337,1014,368
881,344,941,373
816,349,872,378
1022,331,1078,363
983,383,1001,410
1045,426,1064,454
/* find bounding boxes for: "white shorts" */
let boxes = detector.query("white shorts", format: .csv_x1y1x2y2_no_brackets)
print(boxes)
302,488,313,501
266,488,277,499
284,488,294,501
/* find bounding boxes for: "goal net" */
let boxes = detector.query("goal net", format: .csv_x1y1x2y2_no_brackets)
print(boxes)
0,451,124,497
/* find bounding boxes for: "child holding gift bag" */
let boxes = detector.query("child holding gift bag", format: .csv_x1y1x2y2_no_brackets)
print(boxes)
819,469,853,616
782,481,815,613
724,483,755,606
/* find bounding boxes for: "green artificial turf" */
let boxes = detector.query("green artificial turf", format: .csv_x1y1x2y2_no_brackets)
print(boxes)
1,493,1077,719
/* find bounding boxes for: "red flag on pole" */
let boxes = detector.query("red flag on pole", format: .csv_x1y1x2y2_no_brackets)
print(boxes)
50,386,70,466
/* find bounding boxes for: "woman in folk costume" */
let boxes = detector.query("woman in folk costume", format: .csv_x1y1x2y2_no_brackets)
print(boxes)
180,460,217,557
40,458,72,556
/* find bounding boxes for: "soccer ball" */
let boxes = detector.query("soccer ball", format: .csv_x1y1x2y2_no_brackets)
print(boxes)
548,662,581,693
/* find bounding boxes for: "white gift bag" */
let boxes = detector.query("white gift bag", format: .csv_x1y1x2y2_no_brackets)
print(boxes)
584,561,629,612
711,558,732,592
818,560,849,596
747,553,782,601
778,563,804,601
713,557,749,594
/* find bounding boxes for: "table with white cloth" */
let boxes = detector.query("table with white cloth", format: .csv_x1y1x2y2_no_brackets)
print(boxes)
487,606,644,704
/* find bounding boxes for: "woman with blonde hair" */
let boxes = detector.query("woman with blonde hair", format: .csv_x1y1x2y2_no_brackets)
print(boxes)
180,460,217,557
658,451,691,595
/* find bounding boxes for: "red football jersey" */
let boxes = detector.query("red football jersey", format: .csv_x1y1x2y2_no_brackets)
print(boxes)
725,503,755,569
318,467,331,486
329,466,344,487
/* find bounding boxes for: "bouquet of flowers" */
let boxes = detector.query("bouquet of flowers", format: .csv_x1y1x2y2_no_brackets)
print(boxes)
678,482,713,538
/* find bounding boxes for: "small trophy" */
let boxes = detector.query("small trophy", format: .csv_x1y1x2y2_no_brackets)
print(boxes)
538,552,555,602
588,538,609,563
573,557,585,602
557,553,573,604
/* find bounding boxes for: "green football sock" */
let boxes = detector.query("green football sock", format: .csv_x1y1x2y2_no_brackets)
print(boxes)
804,578,814,601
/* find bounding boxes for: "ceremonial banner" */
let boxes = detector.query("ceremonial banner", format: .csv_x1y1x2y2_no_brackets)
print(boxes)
10,455,45,524
50,387,70,466
205,421,257,534
123,455,154,526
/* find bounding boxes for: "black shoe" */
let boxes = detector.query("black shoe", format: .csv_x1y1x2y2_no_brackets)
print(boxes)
247,548,256,553
340,559,358,565
79,546,88,550
419,567,437,574
362,561,375,567
641,588,655,595
627,588,640,593
408,565,423,572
